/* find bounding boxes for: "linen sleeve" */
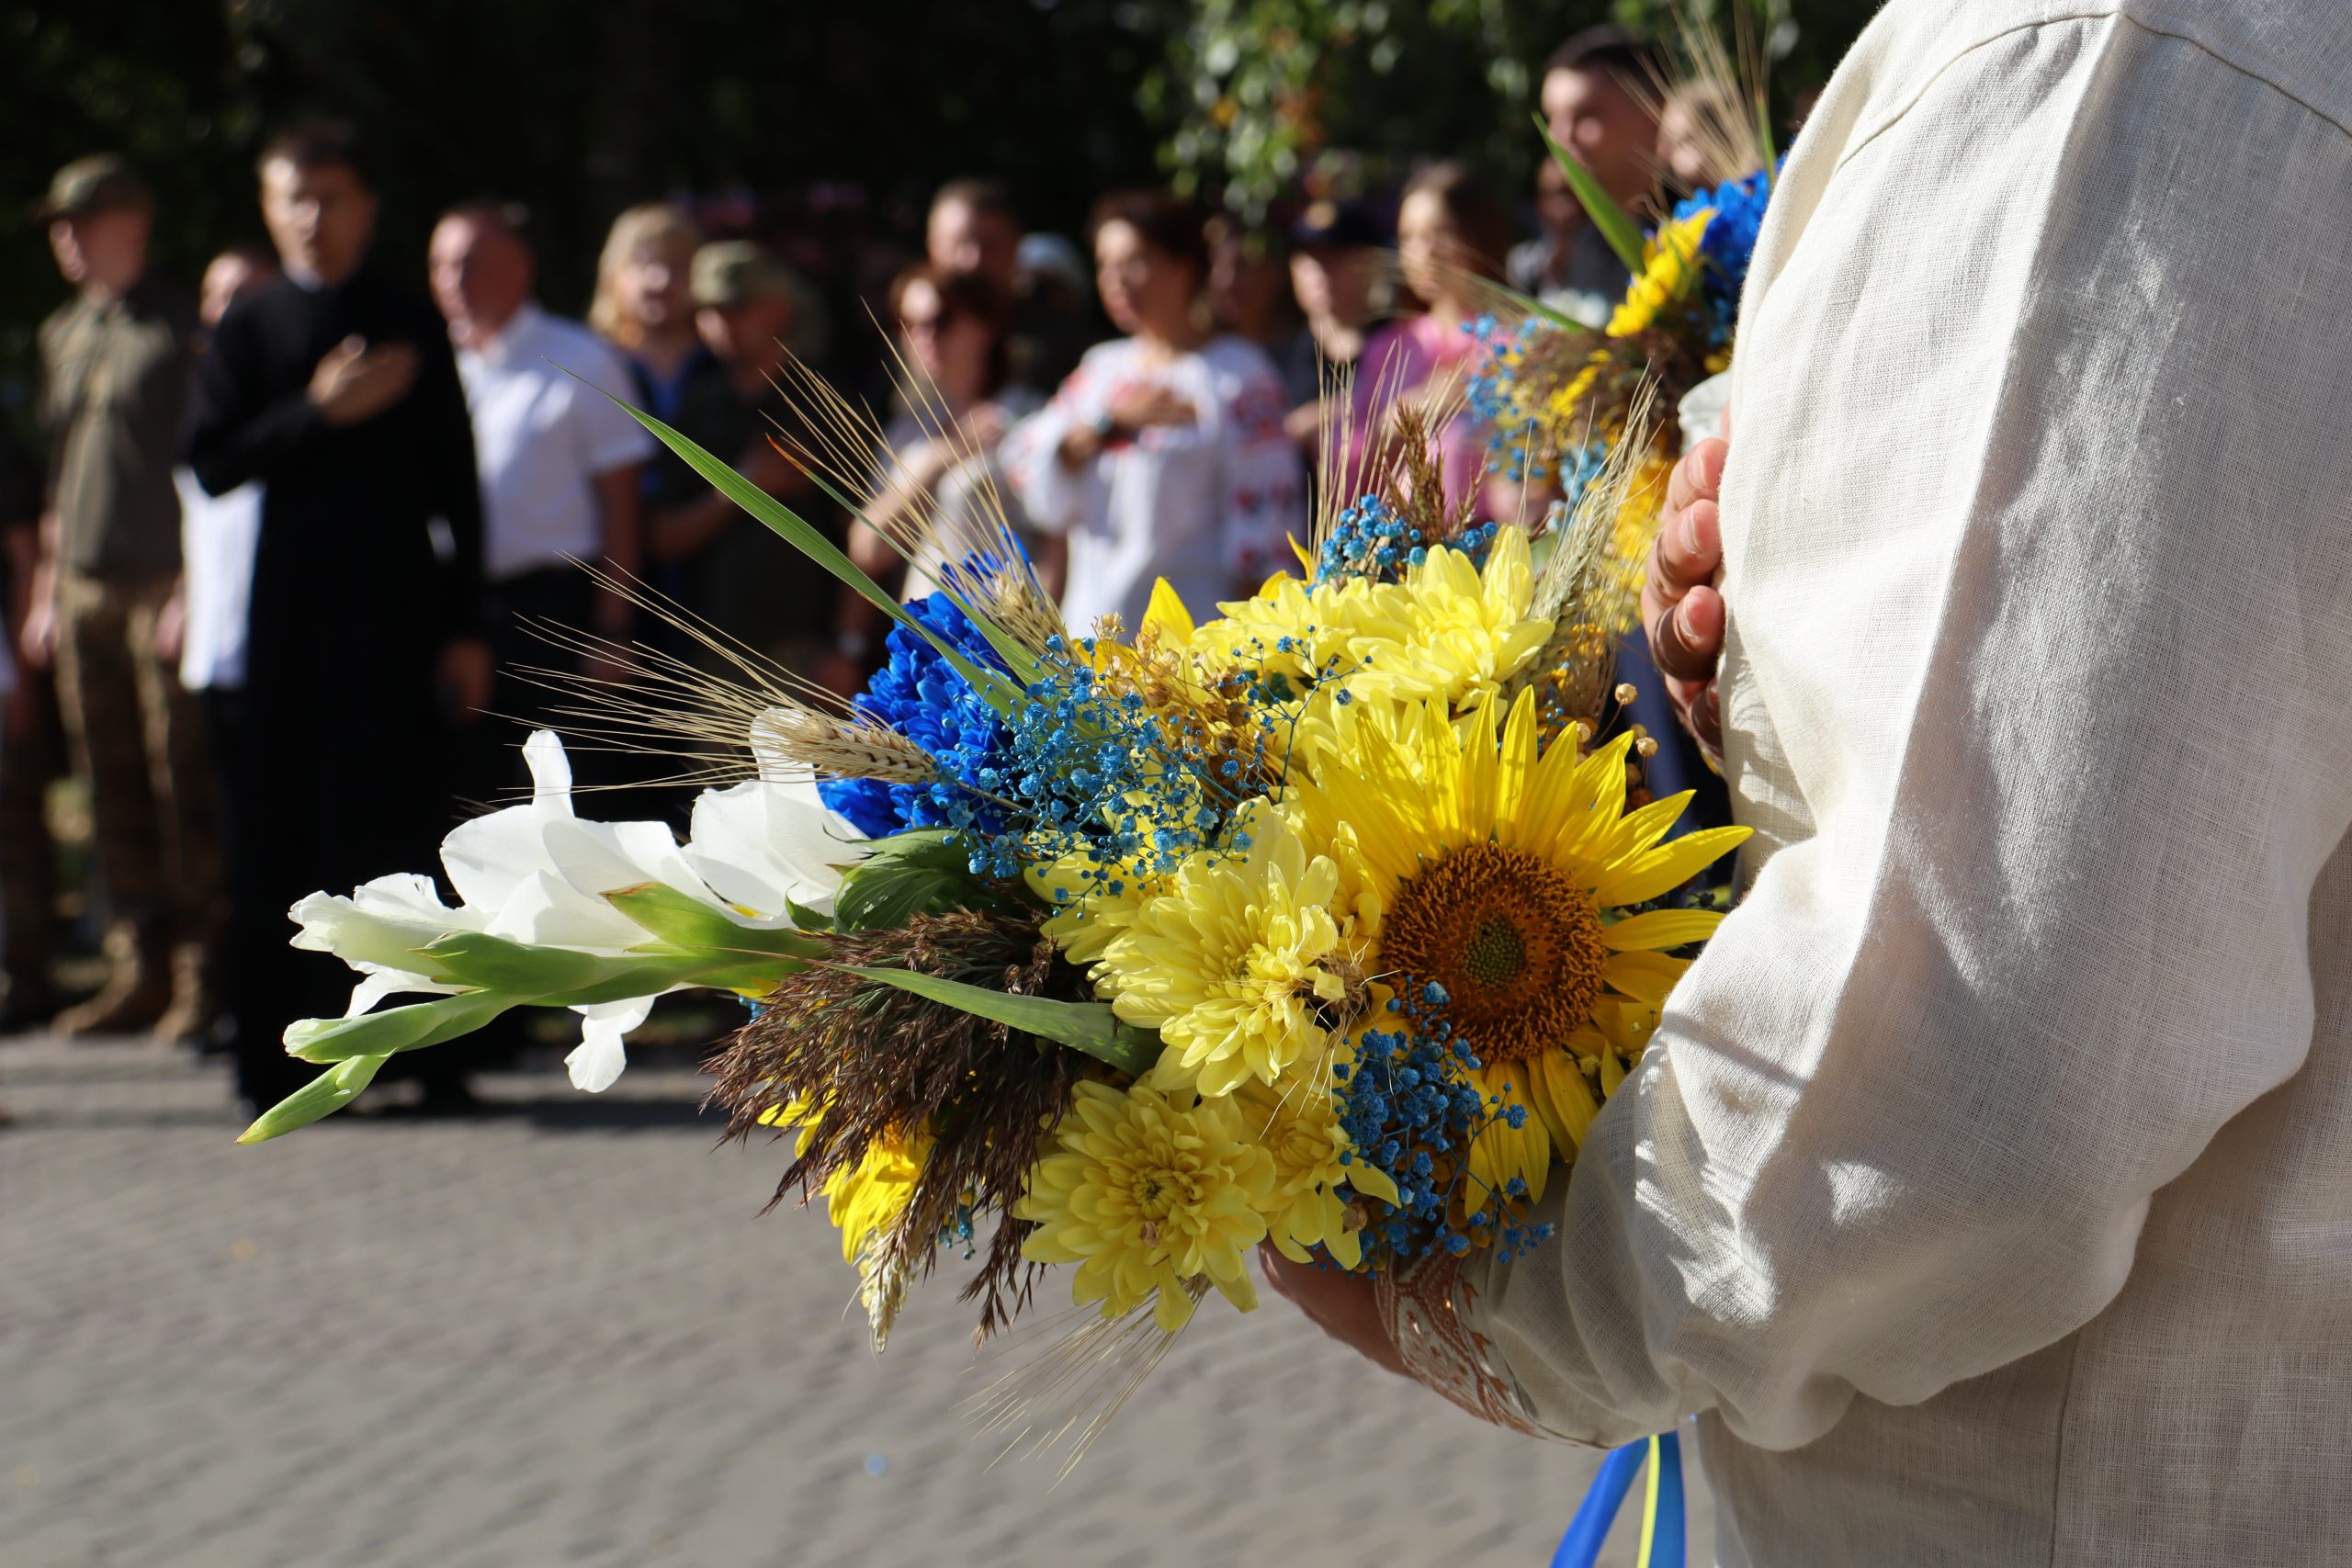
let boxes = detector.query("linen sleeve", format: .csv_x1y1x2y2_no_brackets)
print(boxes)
1213,356,1303,588
1454,18,2352,1452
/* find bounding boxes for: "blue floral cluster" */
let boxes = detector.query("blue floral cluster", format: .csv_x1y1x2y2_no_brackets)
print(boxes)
1314,494,1498,586
1673,161,1779,342
820,592,1014,839
1462,314,1539,480
1333,980,1556,1266
974,637,1255,888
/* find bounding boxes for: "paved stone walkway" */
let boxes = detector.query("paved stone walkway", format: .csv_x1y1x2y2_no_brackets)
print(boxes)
2,1034,1713,1567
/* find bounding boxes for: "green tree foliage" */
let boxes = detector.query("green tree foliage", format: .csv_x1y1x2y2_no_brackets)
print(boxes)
1148,0,1880,218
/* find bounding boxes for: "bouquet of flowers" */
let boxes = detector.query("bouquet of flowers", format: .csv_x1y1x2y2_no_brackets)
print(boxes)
1466,29,1779,615
243,349,1747,1457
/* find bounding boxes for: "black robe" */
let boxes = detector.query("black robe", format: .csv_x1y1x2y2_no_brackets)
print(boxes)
187,267,485,1100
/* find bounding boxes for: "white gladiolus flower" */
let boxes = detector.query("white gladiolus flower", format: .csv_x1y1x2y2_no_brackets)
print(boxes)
287,730,871,1093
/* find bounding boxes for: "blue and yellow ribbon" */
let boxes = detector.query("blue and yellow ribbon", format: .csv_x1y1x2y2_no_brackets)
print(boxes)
1551,1429,1684,1568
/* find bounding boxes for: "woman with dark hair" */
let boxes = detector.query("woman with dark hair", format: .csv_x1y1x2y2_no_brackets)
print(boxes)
1344,161,1517,516
1002,191,1303,632
841,264,1051,615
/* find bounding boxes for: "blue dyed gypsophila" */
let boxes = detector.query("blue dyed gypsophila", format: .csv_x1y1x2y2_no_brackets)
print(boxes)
1314,493,1500,586
1671,160,1780,342
1463,315,1613,487
963,636,1242,886
820,592,1014,839
1332,979,1556,1266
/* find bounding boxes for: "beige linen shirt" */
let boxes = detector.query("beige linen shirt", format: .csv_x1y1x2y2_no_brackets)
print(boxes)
1458,3,2352,1562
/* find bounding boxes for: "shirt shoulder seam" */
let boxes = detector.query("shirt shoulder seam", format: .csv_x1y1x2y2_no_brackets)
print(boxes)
2114,10,2352,146
1838,8,2352,178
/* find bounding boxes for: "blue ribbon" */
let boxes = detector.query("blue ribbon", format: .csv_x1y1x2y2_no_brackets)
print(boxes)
1550,1430,1684,1568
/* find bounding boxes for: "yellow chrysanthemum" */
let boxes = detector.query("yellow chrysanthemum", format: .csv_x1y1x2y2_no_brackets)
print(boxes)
1291,688,1749,1206
1016,1077,1275,1332
1095,804,1355,1097
758,1101,934,1348
1339,527,1552,711
1029,839,1168,968
1606,209,1713,337
1238,1066,1399,1271
1193,570,1379,690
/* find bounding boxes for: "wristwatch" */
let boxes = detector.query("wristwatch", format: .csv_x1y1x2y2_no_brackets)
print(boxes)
1089,408,1117,441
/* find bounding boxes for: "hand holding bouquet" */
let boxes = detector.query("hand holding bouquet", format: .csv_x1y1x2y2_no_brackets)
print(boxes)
248,345,1747,1461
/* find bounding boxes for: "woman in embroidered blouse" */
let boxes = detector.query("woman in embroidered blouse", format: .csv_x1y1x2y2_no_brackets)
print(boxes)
1003,191,1304,634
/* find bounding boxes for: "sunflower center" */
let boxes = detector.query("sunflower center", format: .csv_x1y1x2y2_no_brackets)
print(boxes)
1460,915,1528,987
1381,842,1606,1064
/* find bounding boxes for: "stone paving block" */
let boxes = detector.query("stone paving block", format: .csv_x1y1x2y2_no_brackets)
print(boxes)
1,1035,1713,1566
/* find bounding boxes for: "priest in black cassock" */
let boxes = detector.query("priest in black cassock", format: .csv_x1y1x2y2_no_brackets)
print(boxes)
188,122,491,1115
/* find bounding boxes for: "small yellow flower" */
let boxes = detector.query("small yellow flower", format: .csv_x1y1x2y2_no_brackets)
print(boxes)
1095,804,1353,1097
1339,526,1552,711
1238,1066,1399,1270
1017,1077,1276,1332
1606,209,1713,337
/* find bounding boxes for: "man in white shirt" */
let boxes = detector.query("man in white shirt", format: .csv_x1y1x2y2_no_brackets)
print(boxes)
428,201,650,795
1266,2,2352,1562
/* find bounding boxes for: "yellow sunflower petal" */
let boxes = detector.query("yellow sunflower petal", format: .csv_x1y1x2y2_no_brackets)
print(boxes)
1592,825,1752,907
1142,577,1197,643
1469,1063,1553,1206
1601,908,1725,952
1528,1049,1600,1157
1602,950,1690,1005
1595,791,1699,863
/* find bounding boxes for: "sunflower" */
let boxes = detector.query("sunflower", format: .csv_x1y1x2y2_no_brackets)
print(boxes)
1291,689,1748,1205
1016,1077,1275,1333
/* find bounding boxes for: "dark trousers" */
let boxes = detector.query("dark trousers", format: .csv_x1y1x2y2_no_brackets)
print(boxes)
220,604,469,1110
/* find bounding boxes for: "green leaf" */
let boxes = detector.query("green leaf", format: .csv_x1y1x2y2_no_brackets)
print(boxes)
794,464,1044,687
413,931,612,994
1535,114,1648,276
601,391,1026,716
834,964,1159,1077
237,1051,395,1144
284,989,520,1064
604,883,826,963
830,831,989,931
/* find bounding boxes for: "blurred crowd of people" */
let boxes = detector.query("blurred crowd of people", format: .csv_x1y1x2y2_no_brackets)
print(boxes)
1,25,1727,1119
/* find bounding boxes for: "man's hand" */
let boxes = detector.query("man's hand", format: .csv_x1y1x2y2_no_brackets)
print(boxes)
435,636,493,726
153,586,187,665
1642,433,1730,761
1257,1242,1410,1378
308,335,421,428
16,598,57,673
